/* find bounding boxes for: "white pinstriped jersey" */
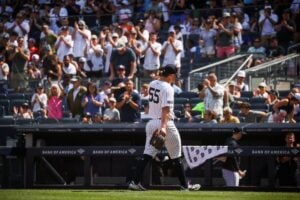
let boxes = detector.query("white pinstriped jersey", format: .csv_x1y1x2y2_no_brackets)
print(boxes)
148,80,175,120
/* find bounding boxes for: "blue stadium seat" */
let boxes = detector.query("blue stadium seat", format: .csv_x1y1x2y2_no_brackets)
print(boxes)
60,118,79,124
0,99,10,115
0,117,15,125
250,97,267,104
174,97,189,104
7,93,26,101
241,91,253,98
177,91,198,98
37,118,59,124
15,118,36,125
189,97,202,105
0,93,7,100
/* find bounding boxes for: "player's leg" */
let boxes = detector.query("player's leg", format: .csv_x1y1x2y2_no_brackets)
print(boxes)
164,121,188,189
129,120,159,190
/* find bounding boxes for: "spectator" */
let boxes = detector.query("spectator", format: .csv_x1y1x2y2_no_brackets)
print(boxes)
6,12,30,48
77,57,88,78
220,106,240,124
26,61,42,80
72,20,91,60
65,0,81,25
266,37,285,58
221,127,247,187
235,70,249,91
246,38,266,68
182,102,193,122
200,109,218,124
55,26,74,62
8,36,30,92
140,83,149,100
31,84,48,119
238,102,268,123
39,25,58,53
82,112,94,124
141,32,161,78
13,102,33,119
161,28,183,78
28,38,39,60
275,9,295,53
199,72,225,120
109,41,137,80
85,34,104,78
259,5,278,45
144,9,161,33
47,84,63,120
103,97,120,123
116,79,140,122
215,12,235,59
276,132,300,187
62,55,77,77
140,101,151,121
82,0,99,28
81,81,104,118
0,54,9,81
266,89,280,111
228,80,241,99
231,12,243,53
48,2,68,34
253,82,269,98
199,18,217,59
272,92,300,123
67,76,87,118
42,46,62,84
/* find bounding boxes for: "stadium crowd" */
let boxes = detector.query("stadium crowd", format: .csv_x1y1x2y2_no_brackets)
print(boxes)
0,0,300,124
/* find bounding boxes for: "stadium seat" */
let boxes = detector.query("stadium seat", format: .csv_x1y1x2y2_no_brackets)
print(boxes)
0,99,10,115
7,93,26,101
278,90,290,98
189,97,202,105
15,118,36,125
176,91,198,98
0,117,15,125
60,118,80,124
241,91,253,98
37,118,59,124
0,93,7,100
249,97,267,104
174,97,189,104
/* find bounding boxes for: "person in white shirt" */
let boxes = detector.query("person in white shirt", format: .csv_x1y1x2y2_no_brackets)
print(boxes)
72,20,91,60
48,2,68,34
31,84,48,119
161,28,183,78
141,32,161,77
199,72,225,120
62,55,77,77
6,12,30,48
259,5,278,45
55,26,73,62
85,34,104,78
0,55,9,81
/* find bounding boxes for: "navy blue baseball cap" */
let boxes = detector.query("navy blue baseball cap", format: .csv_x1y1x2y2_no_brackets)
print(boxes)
160,64,177,77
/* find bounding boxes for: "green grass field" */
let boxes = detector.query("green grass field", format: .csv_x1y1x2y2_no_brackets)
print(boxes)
0,190,299,200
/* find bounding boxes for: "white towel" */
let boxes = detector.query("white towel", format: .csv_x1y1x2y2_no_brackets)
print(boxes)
183,145,228,169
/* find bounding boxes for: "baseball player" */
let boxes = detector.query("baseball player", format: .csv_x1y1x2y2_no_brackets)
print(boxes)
128,64,200,191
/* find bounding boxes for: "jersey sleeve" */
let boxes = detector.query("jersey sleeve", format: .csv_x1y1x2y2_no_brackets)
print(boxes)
161,85,174,108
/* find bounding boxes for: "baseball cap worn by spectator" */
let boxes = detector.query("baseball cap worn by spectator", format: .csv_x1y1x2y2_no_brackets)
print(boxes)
116,42,126,50
223,12,231,18
267,89,279,98
258,82,267,88
70,76,81,82
79,57,86,63
112,33,119,38
109,97,116,103
237,70,246,78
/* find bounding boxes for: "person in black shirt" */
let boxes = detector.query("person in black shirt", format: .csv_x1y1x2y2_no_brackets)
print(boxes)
222,127,247,186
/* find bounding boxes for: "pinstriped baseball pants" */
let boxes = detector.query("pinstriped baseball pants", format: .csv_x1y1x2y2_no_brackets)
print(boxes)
144,119,182,159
